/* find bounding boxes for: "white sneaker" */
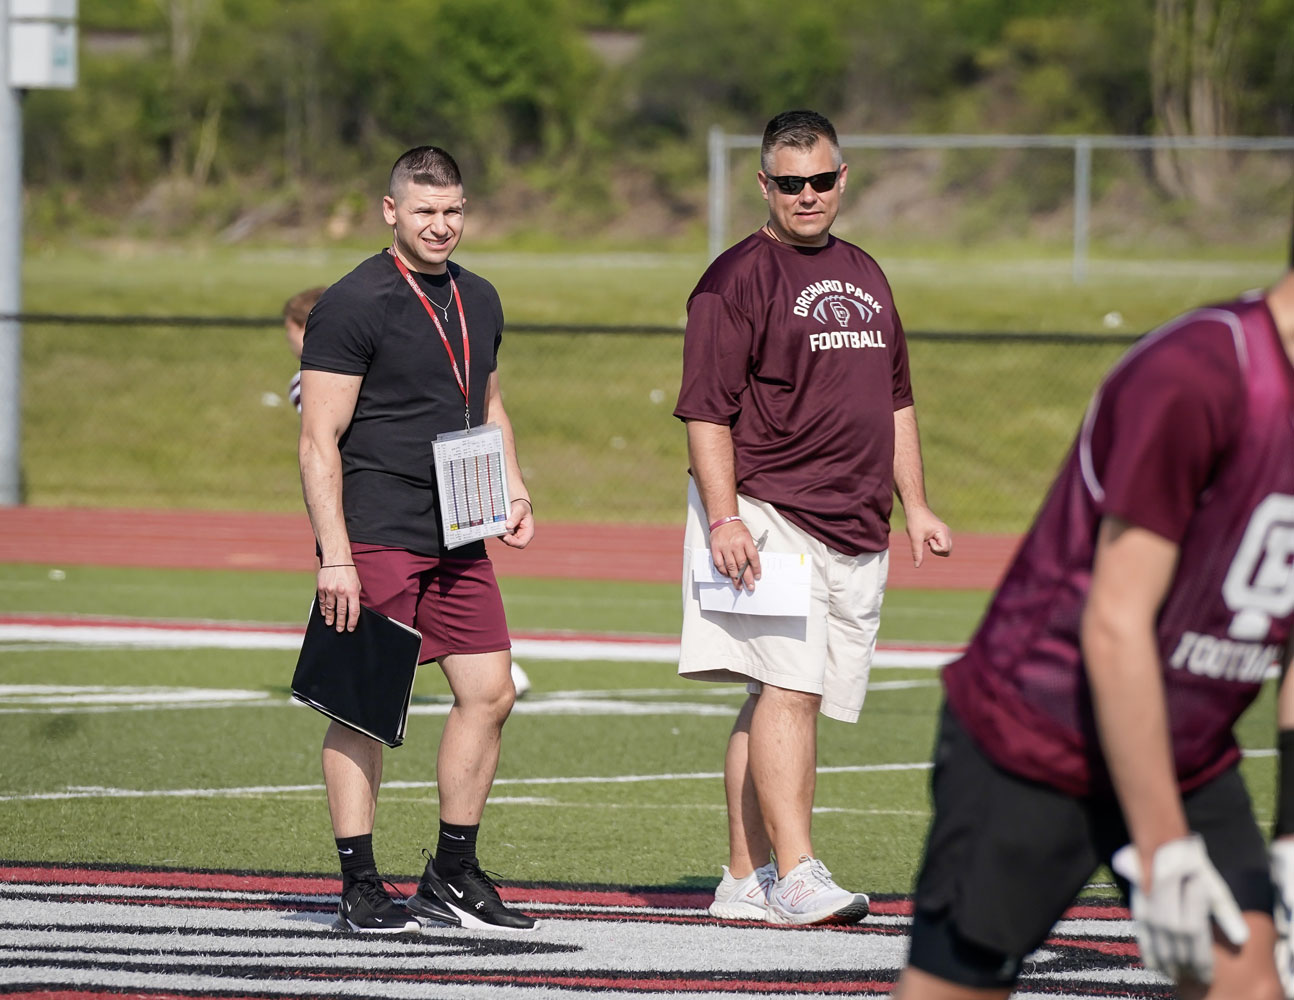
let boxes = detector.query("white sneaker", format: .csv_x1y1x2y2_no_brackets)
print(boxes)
510,661,531,698
708,861,777,919
765,855,870,926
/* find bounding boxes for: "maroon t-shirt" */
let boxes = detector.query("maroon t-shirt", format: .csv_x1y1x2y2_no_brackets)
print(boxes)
674,231,913,555
945,293,1294,795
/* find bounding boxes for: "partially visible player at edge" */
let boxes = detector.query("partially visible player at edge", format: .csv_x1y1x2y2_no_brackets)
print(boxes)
283,286,326,413
298,145,536,934
893,242,1294,999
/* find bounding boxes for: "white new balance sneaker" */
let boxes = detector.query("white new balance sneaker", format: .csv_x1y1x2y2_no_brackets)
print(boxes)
765,855,870,926
708,861,777,919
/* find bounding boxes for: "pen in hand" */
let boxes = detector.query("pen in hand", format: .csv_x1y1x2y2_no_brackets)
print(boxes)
735,529,769,590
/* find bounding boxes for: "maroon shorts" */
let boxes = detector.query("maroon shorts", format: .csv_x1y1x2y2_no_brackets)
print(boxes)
351,544,510,664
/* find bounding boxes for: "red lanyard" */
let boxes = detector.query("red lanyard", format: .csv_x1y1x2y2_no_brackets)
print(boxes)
388,249,471,428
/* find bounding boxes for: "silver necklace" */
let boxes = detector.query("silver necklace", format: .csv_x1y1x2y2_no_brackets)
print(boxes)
424,283,453,321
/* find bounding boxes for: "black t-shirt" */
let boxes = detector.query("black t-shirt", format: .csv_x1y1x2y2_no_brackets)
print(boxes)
300,250,503,556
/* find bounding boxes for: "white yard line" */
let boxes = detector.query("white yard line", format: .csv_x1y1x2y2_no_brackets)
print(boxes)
0,618,961,667
0,761,936,804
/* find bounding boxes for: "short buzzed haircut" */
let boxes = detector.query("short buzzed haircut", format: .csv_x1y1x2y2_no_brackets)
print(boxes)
283,286,326,326
761,110,841,174
389,145,462,196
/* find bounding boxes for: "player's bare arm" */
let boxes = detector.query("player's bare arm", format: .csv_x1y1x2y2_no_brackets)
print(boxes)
893,406,951,568
1083,517,1190,860
298,369,363,631
484,370,533,549
686,419,760,591
1086,517,1250,979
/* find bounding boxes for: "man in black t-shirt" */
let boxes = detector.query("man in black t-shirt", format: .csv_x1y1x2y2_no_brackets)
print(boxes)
299,146,536,933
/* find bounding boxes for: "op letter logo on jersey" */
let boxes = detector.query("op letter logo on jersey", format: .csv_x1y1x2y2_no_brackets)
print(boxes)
1223,494,1294,640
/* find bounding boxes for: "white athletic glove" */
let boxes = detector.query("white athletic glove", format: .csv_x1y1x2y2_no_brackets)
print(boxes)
1111,834,1249,984
1271,839,1294,997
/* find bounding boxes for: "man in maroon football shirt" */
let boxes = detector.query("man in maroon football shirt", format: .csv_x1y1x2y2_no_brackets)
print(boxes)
893,262,1294,999
674,109,951,926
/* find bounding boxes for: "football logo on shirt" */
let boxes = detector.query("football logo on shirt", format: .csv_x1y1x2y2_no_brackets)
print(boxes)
812,294,874,326
1223,493,1294,640
793,280,889,354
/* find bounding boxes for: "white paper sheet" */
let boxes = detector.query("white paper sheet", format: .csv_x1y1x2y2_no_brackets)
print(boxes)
691,547,812,617
432,423,511,549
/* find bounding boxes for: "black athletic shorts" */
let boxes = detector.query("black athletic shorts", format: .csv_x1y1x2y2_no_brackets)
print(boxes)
907,702,1273,989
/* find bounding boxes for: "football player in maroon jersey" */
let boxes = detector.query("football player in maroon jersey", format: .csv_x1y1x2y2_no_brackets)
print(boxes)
894,259,1294,998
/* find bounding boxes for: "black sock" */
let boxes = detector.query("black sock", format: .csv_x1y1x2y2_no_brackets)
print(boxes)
433,820,479,877
336,833,375,886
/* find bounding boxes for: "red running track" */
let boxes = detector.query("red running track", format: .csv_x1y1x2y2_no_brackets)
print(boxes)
0,506,1017,589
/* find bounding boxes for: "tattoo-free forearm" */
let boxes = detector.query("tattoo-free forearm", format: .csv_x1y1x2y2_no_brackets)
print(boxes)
686,420,739,522
892,405,930,510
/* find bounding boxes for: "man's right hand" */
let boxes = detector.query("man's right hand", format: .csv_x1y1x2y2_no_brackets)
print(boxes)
317,564,361,632
1111,834,1248,984
709,518,761,592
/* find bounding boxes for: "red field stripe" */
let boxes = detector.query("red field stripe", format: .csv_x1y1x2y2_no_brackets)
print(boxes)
0,613,303,634
0,613,968,663
0,506,1016,588
1050,938,1140,956
0,613,679,645
0,864,334,896
1062,903,1133,919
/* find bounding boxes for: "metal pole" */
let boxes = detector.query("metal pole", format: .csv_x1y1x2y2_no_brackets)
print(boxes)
0,0,24,505
707,125,726,262
1072,138,1092,285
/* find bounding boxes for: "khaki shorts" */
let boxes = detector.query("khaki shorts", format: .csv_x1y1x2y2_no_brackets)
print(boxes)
678,479,887,723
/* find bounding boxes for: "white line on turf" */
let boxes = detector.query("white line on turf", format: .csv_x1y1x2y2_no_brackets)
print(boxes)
0,677,937,718
0,761,935,803
0,620,960,667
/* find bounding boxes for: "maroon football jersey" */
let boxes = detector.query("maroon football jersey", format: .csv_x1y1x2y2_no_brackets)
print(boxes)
674,231,914,555
945,293,1294,795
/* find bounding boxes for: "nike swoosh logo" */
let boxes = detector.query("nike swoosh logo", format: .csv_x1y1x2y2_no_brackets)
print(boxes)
338,848,354,855
447,883,464,898
444,833,466,840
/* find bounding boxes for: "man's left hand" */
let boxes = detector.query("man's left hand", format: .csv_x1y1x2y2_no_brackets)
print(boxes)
502,497,534,548
904,505,952,568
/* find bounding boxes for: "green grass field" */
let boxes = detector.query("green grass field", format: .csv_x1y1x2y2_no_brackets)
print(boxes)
20,246,1286,527
10,240,1286,893
0,563,1280,896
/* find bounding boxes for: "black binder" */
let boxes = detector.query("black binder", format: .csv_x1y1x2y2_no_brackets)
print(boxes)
291,600,422,748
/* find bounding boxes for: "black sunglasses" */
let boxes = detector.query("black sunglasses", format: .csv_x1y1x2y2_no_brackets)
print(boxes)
767,170,840,195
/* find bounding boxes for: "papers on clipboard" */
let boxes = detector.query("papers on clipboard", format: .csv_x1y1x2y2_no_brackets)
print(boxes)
432,423,511,549
691,547,812,617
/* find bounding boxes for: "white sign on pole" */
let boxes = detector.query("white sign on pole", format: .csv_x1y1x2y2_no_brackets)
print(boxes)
8,0,77,90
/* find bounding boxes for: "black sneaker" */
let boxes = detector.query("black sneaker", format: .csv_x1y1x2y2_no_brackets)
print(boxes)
336,871,422,933
410,854,536,931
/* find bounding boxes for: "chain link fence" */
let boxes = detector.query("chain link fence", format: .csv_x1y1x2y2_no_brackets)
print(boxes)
20,314,1134,533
